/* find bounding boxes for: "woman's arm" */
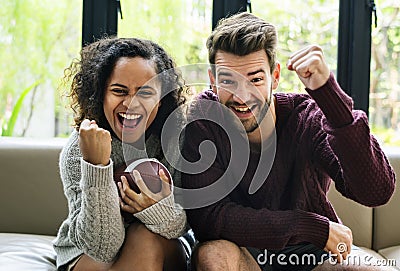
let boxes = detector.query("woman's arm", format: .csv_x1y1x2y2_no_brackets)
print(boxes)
61,131,125,262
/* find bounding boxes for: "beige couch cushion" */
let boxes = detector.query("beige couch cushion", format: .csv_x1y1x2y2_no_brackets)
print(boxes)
379,246,400,270
0,233,57,271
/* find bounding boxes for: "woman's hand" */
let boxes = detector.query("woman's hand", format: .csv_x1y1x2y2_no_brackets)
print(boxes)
118,169,172,213
79,119,112,166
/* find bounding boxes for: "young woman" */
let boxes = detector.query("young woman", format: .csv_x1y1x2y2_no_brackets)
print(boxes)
53,37,189,271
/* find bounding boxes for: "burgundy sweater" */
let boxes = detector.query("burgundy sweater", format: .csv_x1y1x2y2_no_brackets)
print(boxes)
181,73,396,250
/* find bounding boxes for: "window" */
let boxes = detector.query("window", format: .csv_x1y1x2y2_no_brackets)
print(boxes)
0,0,82,138
369,0,400,146
118,0,212,66
1,0,398,146
251,0,339,93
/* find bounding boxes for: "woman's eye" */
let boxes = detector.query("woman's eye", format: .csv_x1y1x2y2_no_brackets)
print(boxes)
112,89,127,95
137,88,155,97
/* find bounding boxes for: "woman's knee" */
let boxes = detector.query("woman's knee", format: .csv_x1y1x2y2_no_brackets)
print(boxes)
72,254,112,271
125,223,165,248
122,223,167,257
119,223,187,270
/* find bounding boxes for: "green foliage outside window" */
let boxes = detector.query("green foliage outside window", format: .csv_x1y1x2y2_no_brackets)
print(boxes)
0,0,81,137
0,0,399,147
370,0,400,147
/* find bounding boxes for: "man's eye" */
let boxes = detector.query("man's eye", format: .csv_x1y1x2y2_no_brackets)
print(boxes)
219,79,234,85
251,78,263,83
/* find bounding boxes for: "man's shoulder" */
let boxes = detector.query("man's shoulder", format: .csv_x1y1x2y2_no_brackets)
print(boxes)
187,90,225,121
275,92,312,106
197,89,219,102
274,92,318,113
274,92,322,130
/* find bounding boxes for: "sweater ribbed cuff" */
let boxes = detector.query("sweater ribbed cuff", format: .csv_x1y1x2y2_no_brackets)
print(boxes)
80,158,114,189
306,73,354,128
295,210,330,249
133,193,178,225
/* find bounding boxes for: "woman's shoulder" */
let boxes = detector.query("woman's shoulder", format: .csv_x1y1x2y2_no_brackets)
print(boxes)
60,130,81,166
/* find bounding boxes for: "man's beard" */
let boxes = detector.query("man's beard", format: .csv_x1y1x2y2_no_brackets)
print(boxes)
242,100,270,133
240,88,272,134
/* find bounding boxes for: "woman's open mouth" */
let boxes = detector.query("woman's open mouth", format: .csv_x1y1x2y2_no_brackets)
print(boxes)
118,112,143,128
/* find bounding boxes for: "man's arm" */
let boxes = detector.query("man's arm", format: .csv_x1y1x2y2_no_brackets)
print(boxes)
288,45,395,206
289,45,395,260
307,73,395,206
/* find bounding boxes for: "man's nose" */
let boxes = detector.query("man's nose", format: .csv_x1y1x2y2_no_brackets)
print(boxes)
232,83,251,104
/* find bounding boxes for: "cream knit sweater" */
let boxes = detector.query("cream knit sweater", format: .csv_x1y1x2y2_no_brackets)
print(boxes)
53,130,186,268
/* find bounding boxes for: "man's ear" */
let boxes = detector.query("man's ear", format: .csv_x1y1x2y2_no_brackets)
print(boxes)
208,68,217,93
272,62,281,90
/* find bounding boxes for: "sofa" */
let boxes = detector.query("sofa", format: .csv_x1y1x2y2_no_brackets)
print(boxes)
0,137,68,270
0,137,399,270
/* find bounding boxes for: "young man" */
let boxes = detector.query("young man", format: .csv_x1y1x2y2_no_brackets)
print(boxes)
181,12,395,270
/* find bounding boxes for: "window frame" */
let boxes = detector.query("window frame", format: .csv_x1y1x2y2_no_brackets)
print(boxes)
337,0,375,114
82,0,375,113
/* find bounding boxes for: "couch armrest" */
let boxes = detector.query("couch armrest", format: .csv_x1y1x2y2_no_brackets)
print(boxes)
373,148,400,251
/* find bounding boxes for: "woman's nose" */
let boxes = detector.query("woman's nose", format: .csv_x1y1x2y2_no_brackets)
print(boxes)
122,95,139,108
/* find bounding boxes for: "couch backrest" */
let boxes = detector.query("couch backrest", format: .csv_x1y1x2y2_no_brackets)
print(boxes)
0,137,68,236
328,148,399,250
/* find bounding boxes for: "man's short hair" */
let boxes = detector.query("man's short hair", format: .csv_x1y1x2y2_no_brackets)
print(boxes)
207,12,278,74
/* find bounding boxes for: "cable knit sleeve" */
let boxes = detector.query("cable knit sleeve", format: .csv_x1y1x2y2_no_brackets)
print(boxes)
134,192,187,239
60,132,125,263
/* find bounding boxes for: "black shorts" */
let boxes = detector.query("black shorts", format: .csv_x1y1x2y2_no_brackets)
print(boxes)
246,243,329,271
179,229,197,270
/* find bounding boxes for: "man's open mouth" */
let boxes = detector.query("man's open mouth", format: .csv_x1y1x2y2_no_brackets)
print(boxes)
118,112,143,128
230,105,255,115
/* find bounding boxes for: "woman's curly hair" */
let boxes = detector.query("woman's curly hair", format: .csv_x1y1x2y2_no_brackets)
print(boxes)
64,37,186,138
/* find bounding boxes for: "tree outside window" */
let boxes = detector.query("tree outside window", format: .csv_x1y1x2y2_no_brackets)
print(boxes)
0,0,399,147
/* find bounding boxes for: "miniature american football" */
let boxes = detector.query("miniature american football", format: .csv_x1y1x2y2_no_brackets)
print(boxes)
113,158,172,194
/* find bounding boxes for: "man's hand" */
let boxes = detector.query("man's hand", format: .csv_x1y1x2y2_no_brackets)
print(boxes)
287,44,330,90
324,221,353,263
79,119,112,166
